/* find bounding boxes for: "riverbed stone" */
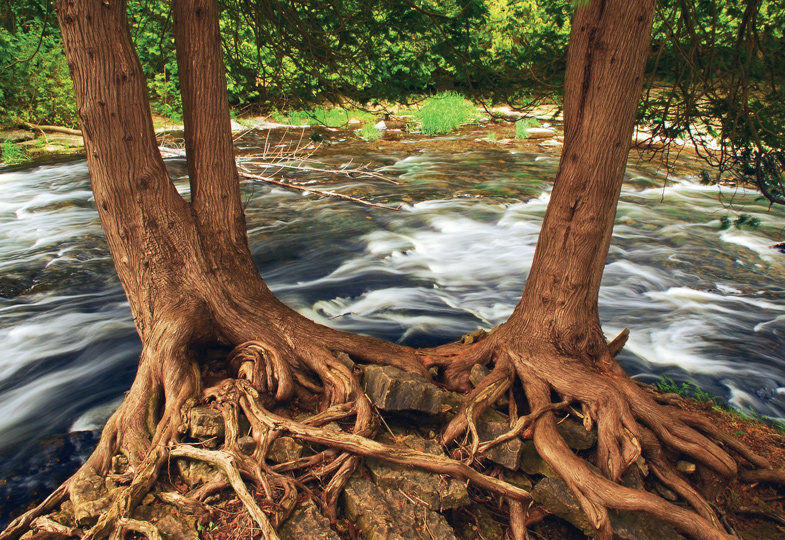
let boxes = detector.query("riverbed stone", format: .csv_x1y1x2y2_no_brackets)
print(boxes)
368,434,469,510
188,407,224,444
279,499,338,540
268,436,304,463
476,409,523,469
343,476,458,540
362,365,441,414
524,127,557,139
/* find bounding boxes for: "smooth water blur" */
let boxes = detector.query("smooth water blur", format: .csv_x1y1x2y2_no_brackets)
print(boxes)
1,132,784,512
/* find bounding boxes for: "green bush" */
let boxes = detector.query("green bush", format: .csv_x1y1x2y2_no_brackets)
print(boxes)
1,139,28,165
358,123,381,141
515,117,540,139
271,108,376,128
0,28,78,128
415,92,478,135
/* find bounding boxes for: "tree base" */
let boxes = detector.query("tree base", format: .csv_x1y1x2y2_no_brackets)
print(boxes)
3,331,785,540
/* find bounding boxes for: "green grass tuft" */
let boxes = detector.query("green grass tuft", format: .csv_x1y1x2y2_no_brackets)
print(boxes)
2,139,27,165
515,117,540,139
415,92,478,135
358,123,381,141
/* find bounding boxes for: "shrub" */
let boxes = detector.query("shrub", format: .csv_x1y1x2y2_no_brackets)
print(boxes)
1,139,28,165
415,92,478,135
272,108,375,128
515,117,540,139
358,123,381,141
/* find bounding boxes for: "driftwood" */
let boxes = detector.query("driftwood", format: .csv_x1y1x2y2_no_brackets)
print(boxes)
22,122,83,137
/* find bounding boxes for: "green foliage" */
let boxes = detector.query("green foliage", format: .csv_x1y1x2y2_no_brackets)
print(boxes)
1,139,28,165
718,213,761,230
656,377,714,403
358,123,381,141
734,213,761,230
0,6,78,128
515,117,540,139
415,92,478,135
271,108,375,128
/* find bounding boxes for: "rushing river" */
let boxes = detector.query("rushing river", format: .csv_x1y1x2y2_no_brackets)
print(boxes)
1,128,784,522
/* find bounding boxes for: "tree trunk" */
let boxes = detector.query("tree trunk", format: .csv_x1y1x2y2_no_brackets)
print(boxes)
2,1,769,539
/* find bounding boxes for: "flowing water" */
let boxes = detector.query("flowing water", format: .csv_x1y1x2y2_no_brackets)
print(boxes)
1,129,784,521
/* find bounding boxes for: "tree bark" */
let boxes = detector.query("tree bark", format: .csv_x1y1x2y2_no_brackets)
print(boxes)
3,1,761,539
504,0,656,354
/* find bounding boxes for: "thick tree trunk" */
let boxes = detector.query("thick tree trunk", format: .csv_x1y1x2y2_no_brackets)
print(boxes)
5,1,772,539
505,0,655,354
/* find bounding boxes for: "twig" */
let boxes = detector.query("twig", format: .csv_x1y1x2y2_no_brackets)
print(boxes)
239,171,399,210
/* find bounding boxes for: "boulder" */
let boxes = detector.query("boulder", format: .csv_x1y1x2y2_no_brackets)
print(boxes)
268,436,304,464
188,407,224,445
524,127,557,139
367,434,469,511
343,476,458,540
476,409,523,469
175,459,223,487
362,365,441,414
279,499,338,540
70,471,111,526
556,418,597,450
374,120,387,130
520,440,558,477
532,477,685,539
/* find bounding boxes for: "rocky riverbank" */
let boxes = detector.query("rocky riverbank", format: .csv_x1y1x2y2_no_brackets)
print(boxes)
8,355,785,540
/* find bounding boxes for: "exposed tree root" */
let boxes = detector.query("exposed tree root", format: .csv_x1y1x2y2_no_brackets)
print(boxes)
3,326,784,540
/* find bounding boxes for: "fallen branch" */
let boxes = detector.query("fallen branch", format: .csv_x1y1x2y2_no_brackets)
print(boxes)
239,171,400,210
21,122,82,136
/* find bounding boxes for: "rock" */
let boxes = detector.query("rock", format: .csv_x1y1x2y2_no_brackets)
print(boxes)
175,458,223,487
134,501,199,539
469,364,490,388
367,434,469,511
556,418,597,450
268,436,303,464
237,435,256,455
188,407,224,444
454,504,505,539
374,120,387,130
538,138,563,148
334,351,355,371
532,477,595,535
532,477,684,539
524,127,557,139
609,509,685,540
2,129,35,143
70,471,111,526
362,365,442,414
476,409,523,469
676,460,696,474
343,476,458,540
348,117,362,125
279,499,338,540
654,482,678,501
459,328,488,344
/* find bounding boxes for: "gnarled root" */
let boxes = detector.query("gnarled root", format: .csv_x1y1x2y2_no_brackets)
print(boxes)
4,323,783,540
436,326,779,540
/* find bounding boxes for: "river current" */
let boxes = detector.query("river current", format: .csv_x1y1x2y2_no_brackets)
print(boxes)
1,130,784,521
